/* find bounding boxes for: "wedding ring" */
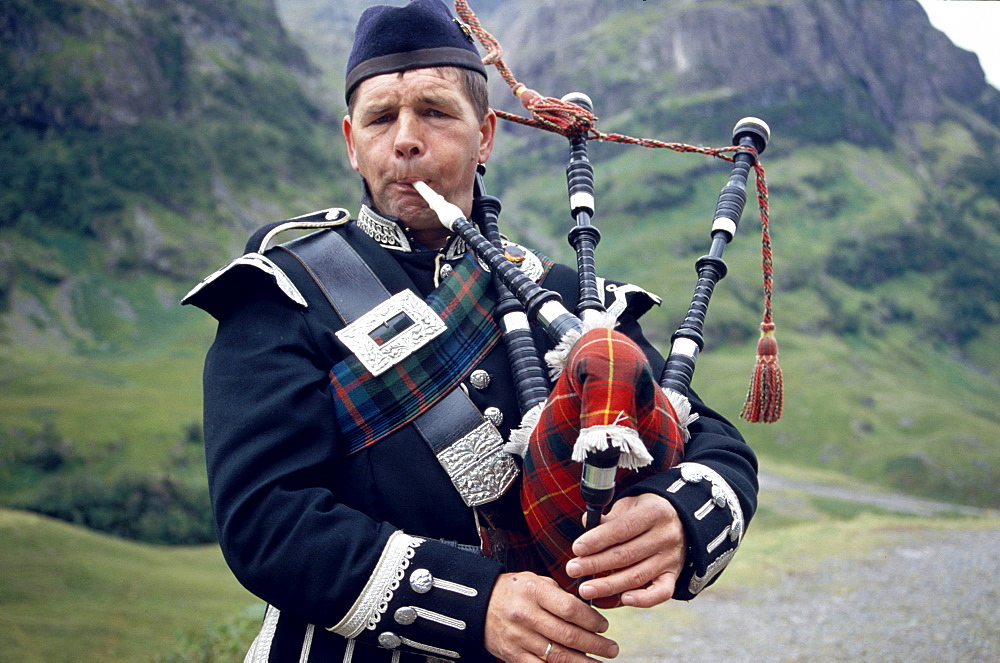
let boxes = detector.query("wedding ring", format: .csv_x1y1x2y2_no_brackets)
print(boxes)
541,642,553,661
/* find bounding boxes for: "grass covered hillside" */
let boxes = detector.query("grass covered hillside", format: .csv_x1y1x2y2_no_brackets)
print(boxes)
0,508,257,662
1,0,357,542
1,0,354,353
484,127,1000,508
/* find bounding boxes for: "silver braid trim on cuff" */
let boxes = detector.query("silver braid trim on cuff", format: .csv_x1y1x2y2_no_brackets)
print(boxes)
428,577,477,597
666,462,746,597
329,532,423,638
689,548,737,596
669,462,745,545
395,605,467,631
400,636,460,660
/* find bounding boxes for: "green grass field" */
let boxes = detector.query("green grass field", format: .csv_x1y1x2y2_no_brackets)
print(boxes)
0,508,258,663
3,493,995,662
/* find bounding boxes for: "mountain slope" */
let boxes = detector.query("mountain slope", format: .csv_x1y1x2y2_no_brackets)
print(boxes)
491,0,998,138
1,0,997,539
274,0,1000,507
1,0,354,352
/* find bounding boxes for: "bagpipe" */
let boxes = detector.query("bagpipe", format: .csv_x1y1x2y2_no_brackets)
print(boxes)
433,0,784,604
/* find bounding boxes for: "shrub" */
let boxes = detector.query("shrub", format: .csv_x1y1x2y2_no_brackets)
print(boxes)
25,473,216,544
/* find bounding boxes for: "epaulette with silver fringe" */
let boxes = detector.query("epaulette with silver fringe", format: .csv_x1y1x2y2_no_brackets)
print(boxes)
181,208,350,312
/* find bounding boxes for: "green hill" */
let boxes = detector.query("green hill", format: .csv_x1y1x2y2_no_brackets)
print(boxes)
1,0,354,353
0,507,257,662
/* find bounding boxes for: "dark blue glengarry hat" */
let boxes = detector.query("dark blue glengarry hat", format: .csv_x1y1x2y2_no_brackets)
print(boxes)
345,0,487,102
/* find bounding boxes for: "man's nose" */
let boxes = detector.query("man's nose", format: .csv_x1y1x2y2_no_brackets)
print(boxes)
394,112,423,158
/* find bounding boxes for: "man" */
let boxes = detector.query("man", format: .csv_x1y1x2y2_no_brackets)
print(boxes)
184,1,757,661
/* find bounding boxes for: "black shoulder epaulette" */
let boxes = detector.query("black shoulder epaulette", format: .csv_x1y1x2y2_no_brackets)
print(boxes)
181,208,350,317
597,277,663,321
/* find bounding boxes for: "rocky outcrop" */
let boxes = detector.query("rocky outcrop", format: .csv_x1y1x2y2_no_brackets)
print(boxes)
487,0,992,131
1,0,310,130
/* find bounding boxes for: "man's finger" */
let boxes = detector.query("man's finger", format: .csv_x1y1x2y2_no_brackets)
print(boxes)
566,531,662,578
572,495,668,557
535,581,610,633
620,571,679,608
576,554,667,600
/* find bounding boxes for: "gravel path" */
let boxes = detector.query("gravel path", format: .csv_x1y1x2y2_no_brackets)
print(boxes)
612,497,1000,661
758,473,997,518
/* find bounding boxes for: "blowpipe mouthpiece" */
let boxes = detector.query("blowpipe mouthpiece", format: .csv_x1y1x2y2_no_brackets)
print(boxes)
413,181,464,230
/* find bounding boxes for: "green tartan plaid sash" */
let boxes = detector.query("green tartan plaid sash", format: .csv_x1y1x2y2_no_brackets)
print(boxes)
330,251,501,455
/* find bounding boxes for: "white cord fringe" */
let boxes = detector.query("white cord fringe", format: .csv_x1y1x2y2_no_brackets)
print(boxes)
504,402,544,457
573,416,654,470
662,387,699,442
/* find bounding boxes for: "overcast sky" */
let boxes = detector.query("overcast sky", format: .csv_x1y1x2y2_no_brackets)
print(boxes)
917,0,1000,88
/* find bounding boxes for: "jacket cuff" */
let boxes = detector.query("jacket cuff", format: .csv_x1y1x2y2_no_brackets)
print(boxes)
328,531,502,661
657,462,746,600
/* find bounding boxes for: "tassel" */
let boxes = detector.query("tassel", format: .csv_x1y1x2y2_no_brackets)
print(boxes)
740,160,782,423
504,402,544,457
662,387,699,442
740,322,783,423
573,423,654,471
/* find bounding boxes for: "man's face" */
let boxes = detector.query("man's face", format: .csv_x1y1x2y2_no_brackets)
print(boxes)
343,67,496,247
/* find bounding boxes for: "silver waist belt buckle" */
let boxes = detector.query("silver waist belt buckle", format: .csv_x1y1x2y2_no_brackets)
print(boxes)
335,289,447,376
436,420,518,507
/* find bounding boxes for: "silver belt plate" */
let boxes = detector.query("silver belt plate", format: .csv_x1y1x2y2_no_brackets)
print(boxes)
335,289,447,376
436,421,518,507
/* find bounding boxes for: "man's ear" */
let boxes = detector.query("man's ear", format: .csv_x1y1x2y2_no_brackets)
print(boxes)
343,114,360,171
478,109,497,165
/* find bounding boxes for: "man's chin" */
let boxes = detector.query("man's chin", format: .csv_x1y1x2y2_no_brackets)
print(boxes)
391,205,441,232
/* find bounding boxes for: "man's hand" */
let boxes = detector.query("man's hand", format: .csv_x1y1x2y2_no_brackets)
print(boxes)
565,493,686,608
484,572,619,662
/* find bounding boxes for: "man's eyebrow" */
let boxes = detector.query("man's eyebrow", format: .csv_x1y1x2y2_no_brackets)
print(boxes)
361,103,393,116
355,99,395,120
355,86,465,118
417,90,461,108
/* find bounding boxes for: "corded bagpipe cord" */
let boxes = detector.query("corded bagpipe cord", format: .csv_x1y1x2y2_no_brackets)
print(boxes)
454,0,783,423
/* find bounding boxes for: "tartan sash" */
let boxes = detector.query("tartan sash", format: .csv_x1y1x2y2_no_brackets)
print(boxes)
329,250,501,455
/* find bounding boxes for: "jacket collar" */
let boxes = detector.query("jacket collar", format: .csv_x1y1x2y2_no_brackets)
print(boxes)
357,204,468,261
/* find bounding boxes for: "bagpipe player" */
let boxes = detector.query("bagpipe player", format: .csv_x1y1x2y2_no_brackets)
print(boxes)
183,1,759,661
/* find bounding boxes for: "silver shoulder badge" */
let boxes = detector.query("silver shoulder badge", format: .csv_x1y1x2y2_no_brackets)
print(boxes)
256,208,350,253
182,208,350,310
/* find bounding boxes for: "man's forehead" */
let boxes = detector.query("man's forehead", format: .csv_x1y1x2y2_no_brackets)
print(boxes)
354,67,466,105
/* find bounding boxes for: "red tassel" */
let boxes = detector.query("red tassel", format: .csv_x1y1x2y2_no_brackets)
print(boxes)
741,322,783,423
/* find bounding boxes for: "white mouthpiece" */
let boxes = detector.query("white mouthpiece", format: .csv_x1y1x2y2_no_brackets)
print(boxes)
412,181,464,230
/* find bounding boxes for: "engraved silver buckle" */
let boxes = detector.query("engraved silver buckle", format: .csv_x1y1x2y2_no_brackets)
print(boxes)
335,290,447,376
436,421,518,507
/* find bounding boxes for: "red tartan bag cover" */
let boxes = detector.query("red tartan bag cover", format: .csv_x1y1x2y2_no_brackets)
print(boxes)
519,327,687,608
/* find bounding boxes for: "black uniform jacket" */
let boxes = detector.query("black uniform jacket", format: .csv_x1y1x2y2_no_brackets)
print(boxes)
185,210,758,663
